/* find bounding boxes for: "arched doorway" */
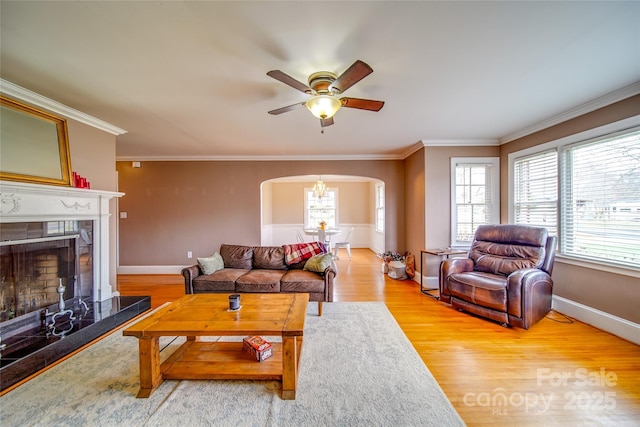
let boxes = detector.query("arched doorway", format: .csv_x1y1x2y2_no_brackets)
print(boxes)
260,174,385,254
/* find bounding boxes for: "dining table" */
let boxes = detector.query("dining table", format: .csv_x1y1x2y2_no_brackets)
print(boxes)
303,228,341,253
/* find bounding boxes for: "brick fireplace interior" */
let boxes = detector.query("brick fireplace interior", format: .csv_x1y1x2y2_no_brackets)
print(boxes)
1,220,92,323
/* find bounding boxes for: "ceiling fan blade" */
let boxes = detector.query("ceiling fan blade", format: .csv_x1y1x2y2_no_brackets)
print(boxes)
329,60,373,94
340,97,385,112
268,102,306,115
320,117,334,127
267,70,311,93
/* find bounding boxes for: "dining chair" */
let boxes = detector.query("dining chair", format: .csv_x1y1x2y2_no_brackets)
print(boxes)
333,227,354,260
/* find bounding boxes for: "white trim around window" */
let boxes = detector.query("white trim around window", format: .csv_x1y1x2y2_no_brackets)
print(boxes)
375,182,385,233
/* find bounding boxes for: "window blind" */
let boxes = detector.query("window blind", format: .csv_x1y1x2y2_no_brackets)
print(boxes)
561,129,640,268
514,150,558,235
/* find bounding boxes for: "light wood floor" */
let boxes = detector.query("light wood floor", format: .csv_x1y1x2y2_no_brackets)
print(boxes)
118,249,640,426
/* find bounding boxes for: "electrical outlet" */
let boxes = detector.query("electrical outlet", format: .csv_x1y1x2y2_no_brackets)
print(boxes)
187,251,192,259
119,212,127,219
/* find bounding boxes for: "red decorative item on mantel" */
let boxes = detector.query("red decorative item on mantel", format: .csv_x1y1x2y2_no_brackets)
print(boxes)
72,172,91,189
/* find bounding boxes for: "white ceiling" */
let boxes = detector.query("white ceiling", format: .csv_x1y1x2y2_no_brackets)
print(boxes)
1,1,639,160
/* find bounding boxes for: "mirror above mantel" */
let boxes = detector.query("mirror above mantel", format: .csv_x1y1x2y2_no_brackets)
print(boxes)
0,95,73,186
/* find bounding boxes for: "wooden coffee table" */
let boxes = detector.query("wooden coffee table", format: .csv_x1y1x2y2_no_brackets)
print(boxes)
123,293,308,399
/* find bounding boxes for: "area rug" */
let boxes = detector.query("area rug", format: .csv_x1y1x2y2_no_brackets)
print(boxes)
0,302,464,426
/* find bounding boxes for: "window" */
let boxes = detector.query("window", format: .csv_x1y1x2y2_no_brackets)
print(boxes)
514,150,558,235
561,129,640,267
451,158,500,246
305,188,337,228
375,183,385,232
510,124,640,270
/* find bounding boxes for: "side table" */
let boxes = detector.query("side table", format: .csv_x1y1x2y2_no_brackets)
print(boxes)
420,248,467,299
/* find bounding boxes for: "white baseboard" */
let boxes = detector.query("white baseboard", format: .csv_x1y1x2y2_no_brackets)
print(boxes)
117,265,188,275
412,274,438,288
423,276,438,288
552,296,640,345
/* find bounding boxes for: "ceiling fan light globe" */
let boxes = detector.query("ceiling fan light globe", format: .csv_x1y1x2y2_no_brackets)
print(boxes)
306,95,341,119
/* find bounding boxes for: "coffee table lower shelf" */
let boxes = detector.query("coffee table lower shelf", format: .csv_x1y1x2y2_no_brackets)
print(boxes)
162,340,284,381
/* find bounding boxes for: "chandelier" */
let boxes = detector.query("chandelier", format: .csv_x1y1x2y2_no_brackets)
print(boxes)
313,176,327,199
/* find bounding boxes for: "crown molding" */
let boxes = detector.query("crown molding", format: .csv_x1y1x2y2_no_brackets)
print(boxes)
115,153,407,162
500,81,640,144
0,79,127,136
398,141,427,158
420,139,500,147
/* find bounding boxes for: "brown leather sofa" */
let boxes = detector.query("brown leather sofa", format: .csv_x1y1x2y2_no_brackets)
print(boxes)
181,244,337,315
439,224,557,329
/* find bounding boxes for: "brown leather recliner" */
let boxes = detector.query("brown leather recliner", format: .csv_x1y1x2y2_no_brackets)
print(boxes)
439,224,557,329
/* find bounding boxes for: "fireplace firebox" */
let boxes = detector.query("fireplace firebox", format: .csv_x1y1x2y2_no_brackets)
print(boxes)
1,221,92,325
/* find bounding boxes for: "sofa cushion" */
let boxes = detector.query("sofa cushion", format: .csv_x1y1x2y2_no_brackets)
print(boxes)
220,244,254,269
448,271,507,312
197,253,224,275
281,270,326,293
192,268,249,292
235,270,285,293
303,253,333,273
252,246,287,270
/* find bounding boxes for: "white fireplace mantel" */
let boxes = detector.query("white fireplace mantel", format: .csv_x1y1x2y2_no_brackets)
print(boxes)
0,180,123,302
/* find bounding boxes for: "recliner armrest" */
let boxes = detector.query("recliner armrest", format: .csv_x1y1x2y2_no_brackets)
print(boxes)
181,264,203,294
507,268,553,321
439,258,474,302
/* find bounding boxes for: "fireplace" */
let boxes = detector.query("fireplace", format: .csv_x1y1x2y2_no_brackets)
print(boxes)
0,180,120,302
0,180,150,392
1,221,92,323
0,220,96,350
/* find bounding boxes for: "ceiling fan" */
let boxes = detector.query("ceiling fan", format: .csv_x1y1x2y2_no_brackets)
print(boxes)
267,60,384,129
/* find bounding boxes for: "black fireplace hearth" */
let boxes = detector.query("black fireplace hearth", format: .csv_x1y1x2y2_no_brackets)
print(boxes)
0,295,151,392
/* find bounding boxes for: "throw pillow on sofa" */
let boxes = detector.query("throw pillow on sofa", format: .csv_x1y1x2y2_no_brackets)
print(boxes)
304,253,333,273
198,253,224,275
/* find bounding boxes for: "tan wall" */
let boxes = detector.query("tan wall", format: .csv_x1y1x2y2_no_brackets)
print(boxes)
499,95,640,323
116,160,404,266
422,145,500,277
271,182,303,224
404,148,425,261
269,181,371,225
338,182,372,224
263,181,373,225
260,181,272,225
67,120,117,192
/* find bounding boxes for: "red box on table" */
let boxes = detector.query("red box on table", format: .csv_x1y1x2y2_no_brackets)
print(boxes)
242,336,273,362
